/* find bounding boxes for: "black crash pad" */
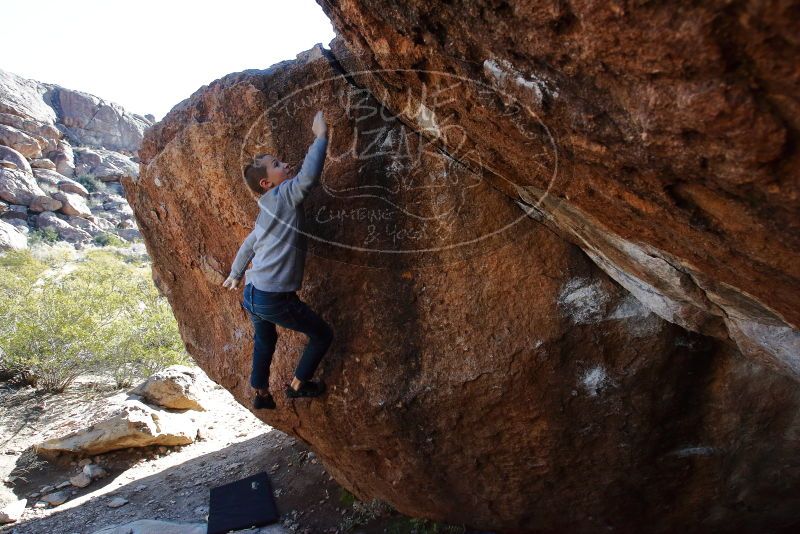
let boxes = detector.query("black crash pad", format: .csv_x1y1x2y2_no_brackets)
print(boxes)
207,471,279,534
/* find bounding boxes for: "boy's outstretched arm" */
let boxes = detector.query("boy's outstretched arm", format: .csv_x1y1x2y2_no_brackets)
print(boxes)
276,110,328,207
223,229,257,289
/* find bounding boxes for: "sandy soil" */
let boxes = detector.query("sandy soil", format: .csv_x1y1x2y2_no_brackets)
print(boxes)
0,370,479,534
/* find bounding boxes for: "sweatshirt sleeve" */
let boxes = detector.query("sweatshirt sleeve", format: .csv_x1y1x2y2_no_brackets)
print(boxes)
229,229,257,279
276,135,328,207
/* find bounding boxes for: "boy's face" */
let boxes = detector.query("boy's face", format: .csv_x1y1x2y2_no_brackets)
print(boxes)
254,154,293,192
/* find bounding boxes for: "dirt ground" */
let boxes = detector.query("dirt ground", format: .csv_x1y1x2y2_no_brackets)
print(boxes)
0,370,482,534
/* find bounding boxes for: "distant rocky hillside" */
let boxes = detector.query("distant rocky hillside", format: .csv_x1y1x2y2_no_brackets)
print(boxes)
0,68,151,250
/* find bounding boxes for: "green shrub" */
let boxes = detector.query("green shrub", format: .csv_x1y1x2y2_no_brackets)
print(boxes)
28,228,59,246
0,248,190,392
0,250,49,382
75,174,107,193
93,232,128,248
339,489,357,507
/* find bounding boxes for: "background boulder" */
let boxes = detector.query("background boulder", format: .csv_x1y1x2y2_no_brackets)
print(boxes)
0,145,33,175
0,167,45,205
0,219,26,250
130,365,209,411
53,87,152,153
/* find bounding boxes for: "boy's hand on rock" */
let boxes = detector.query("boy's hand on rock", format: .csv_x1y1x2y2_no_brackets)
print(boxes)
223,275,240,290
312,110,327,139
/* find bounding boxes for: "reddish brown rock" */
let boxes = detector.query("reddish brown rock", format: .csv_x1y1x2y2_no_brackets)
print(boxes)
125,45,800,532
315,0,800,379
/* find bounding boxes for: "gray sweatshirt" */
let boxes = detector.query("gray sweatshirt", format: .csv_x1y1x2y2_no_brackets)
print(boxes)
229,135,328,292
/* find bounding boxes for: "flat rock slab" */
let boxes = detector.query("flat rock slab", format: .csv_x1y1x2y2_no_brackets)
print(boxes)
34,393,198,456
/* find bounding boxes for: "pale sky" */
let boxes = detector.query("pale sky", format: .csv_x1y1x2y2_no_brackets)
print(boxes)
2,0,336,121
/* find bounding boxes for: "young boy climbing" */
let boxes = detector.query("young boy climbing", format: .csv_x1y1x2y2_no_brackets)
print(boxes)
223,110,333,410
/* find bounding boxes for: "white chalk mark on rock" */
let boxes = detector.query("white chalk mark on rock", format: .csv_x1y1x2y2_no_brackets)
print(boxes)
558,278,611,325
580,366,609,397
482,59,556,107
670,446,716,458
416,103,441,139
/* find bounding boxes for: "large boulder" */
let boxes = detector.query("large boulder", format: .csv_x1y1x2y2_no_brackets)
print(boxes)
0,204,27,222
0,68,57,125
0,167,46,205
48,139,75,177
36,211,92,243
66,215,104,237
116,228,141,242
57,176,89,197
4,218,29,235
33,167,65,193
0,111,61,142
89,215,116,233
316,1,800,380
33,393,198,457
0,145,32,175
52,87,152,152
30,157,56,170
29,195,63,213
0,68,61,159
0,124,44,158
74,147,139,181
124,44,800,533
0,219,26,250
52,190,91,217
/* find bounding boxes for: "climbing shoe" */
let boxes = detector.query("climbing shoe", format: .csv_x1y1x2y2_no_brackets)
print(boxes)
285,380,326,399
253,391,276,409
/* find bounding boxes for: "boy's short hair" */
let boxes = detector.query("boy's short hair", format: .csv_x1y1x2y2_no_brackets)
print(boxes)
243,155,269,194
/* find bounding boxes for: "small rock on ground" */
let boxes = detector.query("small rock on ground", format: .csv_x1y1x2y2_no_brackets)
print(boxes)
107,497,128,508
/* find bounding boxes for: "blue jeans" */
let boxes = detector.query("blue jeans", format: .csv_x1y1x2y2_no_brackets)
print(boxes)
241,283,333,389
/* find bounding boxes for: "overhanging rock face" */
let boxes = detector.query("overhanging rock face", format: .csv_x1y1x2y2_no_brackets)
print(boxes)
126,37,800,534
315,0,800,379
